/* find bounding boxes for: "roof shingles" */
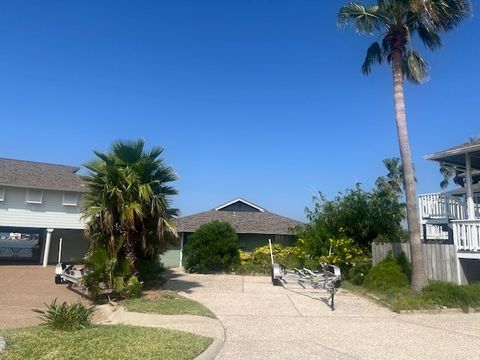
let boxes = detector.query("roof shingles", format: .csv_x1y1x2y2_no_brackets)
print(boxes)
0,158,86,192
177,208,303,235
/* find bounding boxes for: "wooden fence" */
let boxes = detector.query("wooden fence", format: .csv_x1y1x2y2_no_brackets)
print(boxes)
372,242,466,284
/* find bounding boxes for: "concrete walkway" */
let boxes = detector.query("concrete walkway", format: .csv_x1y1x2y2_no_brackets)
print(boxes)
164,269,480,360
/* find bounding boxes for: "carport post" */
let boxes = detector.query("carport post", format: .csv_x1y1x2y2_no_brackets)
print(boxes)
42,229,54,267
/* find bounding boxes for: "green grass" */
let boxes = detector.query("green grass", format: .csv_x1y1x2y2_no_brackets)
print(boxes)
0,325,212,360
123,292,216,318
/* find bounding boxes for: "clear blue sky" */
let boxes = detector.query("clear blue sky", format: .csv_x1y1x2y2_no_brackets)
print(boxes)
0,1,479,221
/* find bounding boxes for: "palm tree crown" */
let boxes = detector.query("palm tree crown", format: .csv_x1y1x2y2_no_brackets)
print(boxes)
83,139,179,265
338,0,470,82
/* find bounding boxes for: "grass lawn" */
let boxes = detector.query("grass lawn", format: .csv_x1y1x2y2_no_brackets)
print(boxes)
0,325,212,360
123,291,215,318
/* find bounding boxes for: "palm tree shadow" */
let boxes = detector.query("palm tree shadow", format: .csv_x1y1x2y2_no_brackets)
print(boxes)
147,268,205,294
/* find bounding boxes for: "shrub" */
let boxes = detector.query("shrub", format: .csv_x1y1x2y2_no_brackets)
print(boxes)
137,257,165,282
236,244,308,274
319,237,366,274
348,257,372,285
363,254,409,292
184,221,240,273
34,299,95,331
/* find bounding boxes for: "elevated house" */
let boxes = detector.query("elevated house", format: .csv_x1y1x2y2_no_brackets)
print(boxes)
161,198,303,268
418,140,480,283
0,158,89,266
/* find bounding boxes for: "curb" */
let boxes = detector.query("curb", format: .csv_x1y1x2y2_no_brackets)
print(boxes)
194,338,224,360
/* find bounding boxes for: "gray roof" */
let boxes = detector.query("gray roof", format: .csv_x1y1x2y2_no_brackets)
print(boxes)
177,202,304,235
425,140,480,170
0,158,86,192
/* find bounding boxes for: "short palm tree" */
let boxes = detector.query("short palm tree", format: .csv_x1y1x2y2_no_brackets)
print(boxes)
83,140,179,270
338,0,471,292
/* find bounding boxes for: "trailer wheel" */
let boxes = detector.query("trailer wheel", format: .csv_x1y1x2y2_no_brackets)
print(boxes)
55,275,62,284
271,263,282,286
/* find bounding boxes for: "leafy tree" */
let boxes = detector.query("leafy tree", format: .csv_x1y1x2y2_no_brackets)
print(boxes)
337,0,471,292
82,140,179,277
184,221,240,273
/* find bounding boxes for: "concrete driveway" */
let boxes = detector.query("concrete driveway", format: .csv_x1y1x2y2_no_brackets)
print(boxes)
0,266,85,329
165,270,480,360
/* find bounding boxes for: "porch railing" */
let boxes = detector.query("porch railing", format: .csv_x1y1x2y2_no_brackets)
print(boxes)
418,193,467,220
452,220,480,252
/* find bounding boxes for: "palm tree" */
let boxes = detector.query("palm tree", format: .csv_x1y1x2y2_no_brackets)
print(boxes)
83,139,179,271
338,0,470,292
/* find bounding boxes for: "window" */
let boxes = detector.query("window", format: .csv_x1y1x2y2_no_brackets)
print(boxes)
26,189,44,204
0,188,4,202
62,192,78,206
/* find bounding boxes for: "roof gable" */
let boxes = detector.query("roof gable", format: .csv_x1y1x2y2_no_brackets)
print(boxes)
215,198,265,212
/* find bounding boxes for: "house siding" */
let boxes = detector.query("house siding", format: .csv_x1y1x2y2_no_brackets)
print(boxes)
0,186,84,229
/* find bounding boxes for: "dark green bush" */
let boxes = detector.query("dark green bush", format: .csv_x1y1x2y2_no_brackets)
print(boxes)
395,251,412,281
137,257,165,282
348,258,372,285
34,299,95,331
184,221,240,273
364,254,409,291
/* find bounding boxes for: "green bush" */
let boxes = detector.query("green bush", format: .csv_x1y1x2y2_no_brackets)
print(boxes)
348,258,372,285
137,257,165,282
363,254,409,291
184,221,240,273
34,299,95,331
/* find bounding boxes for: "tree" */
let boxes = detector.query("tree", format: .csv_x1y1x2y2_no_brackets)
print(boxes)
83,139,179,273
338,0,470,292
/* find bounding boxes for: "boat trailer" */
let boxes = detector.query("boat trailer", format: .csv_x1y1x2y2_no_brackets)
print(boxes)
54,238,87,289
269,240,342,310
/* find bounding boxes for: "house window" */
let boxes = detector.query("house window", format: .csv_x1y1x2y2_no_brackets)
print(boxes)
62,192,78,206
26,189,44,204
0,188,4,202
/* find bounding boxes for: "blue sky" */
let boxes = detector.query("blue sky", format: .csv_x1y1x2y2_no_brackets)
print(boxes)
0,1,479,221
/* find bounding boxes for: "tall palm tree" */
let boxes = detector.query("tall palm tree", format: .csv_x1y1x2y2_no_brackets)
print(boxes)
338,0,470,292
83,139,179,270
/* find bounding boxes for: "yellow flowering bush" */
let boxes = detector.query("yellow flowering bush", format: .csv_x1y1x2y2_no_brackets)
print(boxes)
319,237,367,272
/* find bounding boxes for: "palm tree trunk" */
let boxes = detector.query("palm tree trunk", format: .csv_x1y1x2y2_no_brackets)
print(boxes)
391,51,427,292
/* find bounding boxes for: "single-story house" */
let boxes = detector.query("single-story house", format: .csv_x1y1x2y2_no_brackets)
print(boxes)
0,158,89,266
161,198,304,268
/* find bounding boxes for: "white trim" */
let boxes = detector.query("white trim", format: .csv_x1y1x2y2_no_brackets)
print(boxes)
26,189,44,204
215,198,265,212
0,187,5,201
62,192,78,207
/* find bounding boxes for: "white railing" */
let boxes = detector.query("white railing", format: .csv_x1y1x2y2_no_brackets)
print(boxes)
418,193,467,220
452,220,480,252
422,224,449,240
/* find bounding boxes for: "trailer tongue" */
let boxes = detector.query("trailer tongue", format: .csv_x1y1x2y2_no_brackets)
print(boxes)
269,239,342,310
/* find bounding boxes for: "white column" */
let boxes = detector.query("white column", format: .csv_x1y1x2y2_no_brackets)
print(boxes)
42,229,54,267
179,232,184,268
465,153,475,220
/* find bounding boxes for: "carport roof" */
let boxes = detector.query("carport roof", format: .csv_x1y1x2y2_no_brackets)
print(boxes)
177,199,303,235
0,158,87,192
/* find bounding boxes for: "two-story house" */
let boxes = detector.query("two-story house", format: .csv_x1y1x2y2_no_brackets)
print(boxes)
0,158,89,266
